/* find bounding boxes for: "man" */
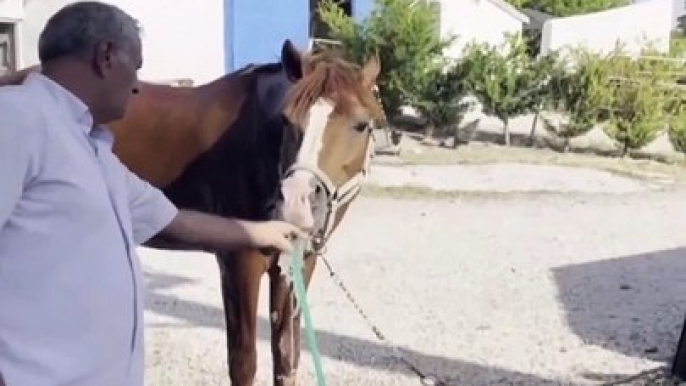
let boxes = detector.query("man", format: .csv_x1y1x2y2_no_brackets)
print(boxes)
0,2,305,386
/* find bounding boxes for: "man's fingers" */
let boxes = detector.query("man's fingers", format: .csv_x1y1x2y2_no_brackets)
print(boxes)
277,236,293,253
280,222,308,239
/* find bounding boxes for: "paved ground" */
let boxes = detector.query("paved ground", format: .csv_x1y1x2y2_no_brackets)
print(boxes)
141,164,686,386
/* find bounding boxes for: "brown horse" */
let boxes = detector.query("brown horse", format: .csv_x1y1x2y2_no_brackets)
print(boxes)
0,40,384,385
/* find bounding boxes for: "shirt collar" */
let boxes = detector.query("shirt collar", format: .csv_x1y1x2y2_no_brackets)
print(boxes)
23,72,95,132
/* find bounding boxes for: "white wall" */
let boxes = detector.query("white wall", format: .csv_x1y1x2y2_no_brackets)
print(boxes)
19,0,226,84
440,0,525,60
0,0,23,21
634,0,684,29
541,0,673,57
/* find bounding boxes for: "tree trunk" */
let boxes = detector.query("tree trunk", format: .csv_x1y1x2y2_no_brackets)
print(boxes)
563,138,571,153
503,118,511,146
529,111,540,147
621,140,630,158
423,123,435,143
452,124,460,149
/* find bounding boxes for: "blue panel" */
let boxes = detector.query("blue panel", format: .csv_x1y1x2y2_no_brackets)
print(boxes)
228,0,309,71
352,0,374,22
223,0,233,73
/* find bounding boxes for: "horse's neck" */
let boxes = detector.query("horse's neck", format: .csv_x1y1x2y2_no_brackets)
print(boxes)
108,71,257,188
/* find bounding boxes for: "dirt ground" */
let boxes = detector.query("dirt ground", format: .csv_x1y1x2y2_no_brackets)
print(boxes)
141,142,686,385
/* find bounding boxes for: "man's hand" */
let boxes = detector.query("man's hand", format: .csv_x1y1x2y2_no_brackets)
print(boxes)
244,220,307,253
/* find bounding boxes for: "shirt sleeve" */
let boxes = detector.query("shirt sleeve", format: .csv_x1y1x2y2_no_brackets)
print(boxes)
123,167,179,245
0,96,42,229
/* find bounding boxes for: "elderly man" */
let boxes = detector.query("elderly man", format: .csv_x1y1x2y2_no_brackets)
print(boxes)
0,2,304,386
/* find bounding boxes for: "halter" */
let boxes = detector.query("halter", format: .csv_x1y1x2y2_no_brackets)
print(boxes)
283,123,376,251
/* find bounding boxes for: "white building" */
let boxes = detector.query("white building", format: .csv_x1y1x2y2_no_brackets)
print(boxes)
435,0,530,59
634,0,683,29
0,0,226,83
541,0,673,57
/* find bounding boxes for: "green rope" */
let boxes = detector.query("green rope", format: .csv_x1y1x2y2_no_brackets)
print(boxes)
290,238,326,386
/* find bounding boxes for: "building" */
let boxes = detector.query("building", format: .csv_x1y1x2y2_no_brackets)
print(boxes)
541,0,673,57
0,0,374,82
435,0,529,60
633,0,682,29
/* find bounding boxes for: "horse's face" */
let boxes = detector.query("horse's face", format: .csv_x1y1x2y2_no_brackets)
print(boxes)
276,54,385,245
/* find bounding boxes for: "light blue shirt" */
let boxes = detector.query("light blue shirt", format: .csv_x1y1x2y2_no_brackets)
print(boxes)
0,73,178,386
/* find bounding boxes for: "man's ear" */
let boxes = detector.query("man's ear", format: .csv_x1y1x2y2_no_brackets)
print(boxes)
92,41,115,77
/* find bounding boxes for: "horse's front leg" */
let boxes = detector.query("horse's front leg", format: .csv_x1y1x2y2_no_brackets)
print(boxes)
269,252,318,386
217,250,267,386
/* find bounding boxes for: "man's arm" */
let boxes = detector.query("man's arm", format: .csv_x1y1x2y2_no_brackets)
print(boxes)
157,210,303,253
121,164,304,253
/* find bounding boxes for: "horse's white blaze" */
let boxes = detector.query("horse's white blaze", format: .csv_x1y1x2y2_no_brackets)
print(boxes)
297,99,334,165
280,99,334,230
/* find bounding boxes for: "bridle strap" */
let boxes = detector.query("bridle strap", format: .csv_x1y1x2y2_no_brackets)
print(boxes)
285,128,376,249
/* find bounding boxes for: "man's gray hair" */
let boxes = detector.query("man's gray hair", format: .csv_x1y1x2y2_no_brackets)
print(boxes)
38,1,142,63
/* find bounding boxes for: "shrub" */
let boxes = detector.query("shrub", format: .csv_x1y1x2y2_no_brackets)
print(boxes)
602,55,675,156
408,59,475,140
541,48,615,149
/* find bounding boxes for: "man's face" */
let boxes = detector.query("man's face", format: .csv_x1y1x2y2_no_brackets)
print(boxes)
93,38,142,123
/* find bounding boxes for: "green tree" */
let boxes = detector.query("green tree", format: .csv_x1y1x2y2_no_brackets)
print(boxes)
317,0,454,117
667,97,686,154
461,33,547,146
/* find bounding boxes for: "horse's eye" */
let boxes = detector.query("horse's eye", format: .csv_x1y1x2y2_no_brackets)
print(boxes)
353,123,368,133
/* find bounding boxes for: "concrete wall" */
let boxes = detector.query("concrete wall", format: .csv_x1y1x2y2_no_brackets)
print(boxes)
541,0,673,57
440,0,525,60
19,0,225,84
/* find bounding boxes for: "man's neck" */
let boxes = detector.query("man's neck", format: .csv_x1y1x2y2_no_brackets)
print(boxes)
41,60,98,117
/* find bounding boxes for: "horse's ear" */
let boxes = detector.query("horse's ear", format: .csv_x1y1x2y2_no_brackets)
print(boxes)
281,39,304,82
361,51,381,88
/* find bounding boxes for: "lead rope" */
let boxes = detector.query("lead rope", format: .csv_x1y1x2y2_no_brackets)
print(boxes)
290,238,327,386
319,253,445,386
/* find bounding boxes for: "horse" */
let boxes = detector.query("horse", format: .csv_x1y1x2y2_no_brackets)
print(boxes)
0,40,385,385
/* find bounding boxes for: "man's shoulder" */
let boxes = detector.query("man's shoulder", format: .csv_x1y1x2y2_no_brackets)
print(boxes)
0,83,40,112
0,83,49,130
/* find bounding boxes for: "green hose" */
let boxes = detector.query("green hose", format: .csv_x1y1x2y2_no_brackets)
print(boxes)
290,238,326,386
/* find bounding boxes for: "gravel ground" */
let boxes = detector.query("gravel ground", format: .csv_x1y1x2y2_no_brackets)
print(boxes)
141,164,686,386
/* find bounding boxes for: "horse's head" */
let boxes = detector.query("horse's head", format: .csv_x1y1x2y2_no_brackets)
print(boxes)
273,49,385,247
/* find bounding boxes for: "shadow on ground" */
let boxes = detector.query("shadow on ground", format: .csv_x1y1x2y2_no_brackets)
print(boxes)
552,246,686,379
143,270,560,385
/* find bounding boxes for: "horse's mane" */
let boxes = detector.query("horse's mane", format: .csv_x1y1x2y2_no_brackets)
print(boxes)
282,50,383,127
